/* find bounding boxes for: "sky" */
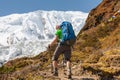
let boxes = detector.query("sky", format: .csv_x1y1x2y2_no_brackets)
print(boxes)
0,0,102,17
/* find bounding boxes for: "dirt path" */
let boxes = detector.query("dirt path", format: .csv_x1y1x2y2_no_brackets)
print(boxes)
38,68,99,80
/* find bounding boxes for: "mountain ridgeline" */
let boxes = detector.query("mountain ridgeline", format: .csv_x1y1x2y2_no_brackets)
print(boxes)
0,11,88,65
0,0,120,80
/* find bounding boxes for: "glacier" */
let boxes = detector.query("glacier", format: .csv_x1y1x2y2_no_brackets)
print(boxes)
0,10,88,66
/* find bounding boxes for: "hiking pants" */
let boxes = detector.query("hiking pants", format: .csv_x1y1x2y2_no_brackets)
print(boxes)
52,43,71,61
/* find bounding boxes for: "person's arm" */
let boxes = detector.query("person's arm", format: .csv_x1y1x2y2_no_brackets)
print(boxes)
49,36,59,47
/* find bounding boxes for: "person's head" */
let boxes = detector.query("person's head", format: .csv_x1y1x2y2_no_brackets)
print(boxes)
56,25,60,30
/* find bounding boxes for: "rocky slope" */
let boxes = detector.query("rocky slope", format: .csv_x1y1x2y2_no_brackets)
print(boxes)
76,0,120,80
0,0,120,80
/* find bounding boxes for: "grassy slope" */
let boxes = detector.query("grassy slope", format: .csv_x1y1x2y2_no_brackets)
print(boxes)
74,0,120,79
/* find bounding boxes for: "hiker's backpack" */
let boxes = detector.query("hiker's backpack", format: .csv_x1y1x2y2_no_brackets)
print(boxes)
60,21,76,46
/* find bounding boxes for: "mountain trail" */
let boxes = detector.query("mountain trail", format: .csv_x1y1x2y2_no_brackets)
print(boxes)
37,65,100,80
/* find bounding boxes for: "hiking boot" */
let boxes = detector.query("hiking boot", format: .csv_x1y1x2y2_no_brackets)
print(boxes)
67,69,72,79
53,68,58,76
68,75,72,79
53,71,58,76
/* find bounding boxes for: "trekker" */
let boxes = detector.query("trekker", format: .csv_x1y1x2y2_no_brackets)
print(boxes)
49,21,76,79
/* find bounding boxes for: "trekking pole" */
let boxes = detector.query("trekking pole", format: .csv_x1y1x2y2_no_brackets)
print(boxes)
48,47,53,73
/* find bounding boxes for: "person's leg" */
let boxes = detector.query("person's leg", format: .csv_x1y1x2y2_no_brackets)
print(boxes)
66,61,72,78
63,46,72,78
67,61,71,70
53,60,58,69
52,60,58,76
52,44,63,76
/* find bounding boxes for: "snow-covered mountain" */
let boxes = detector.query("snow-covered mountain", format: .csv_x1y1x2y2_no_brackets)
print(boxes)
0,10,88,66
